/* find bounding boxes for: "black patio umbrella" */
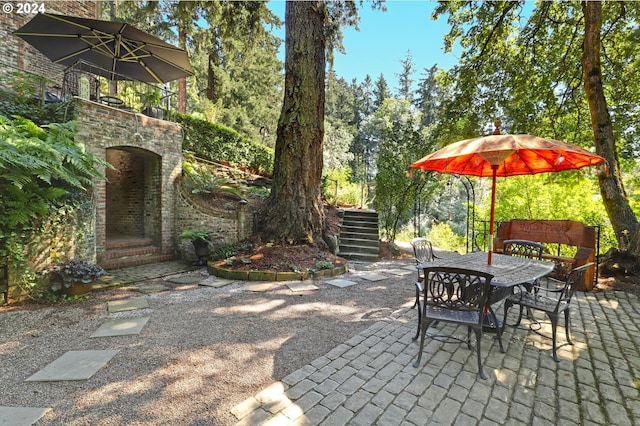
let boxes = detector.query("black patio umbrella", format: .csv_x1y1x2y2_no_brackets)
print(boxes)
14,13,193,83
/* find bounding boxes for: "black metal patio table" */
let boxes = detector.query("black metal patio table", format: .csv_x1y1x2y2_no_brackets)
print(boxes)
418,251,555,333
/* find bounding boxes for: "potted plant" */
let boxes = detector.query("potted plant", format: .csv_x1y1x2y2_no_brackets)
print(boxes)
50,259,107,296
180,229,211,266
141,90,163,119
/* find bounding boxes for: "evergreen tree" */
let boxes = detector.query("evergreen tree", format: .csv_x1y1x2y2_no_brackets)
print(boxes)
396,51,414,102
373,73,391,108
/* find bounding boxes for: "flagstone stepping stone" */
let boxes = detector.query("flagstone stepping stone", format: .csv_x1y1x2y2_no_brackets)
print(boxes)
358,273,388,282
127,283,171,293
166,275,202,284
90,317,150,338
326,278,358,288
240,282,276,292
386,268,413,276
0,406,51,426
286,282,319,292
199,277,236,288
26,350,120,382
107,297,149,313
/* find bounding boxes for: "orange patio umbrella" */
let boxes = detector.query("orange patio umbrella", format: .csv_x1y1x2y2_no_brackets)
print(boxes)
410,129,606,265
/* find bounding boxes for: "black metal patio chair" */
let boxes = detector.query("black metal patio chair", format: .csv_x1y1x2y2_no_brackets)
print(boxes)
501,262,593,362
502,239,546,322
410,238,435,309
412,266,495,380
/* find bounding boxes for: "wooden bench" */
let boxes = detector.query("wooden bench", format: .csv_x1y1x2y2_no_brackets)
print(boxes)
494,219,597,291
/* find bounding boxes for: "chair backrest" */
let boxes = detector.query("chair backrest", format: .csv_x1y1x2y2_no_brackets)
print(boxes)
503,239,544,260
411,238,434,264
421,267,494,323
557,262,594,307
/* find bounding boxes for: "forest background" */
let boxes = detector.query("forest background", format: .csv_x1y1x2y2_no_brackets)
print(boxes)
100,1,639,256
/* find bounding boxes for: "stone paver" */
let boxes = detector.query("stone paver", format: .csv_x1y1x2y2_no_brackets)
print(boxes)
107,297,150,312
199,277,237,288
326,279,358,288
0,406,51,426
231,289,640,425
26,350,120,381
287,282,319,292
356,273,388,282
126,282,171,293
90,316,150,338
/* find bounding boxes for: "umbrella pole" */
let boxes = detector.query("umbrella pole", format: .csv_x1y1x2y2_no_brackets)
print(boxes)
487,165,498,266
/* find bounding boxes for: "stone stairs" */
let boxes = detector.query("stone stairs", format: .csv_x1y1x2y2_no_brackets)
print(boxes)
337,209,380,262
101,237,175,270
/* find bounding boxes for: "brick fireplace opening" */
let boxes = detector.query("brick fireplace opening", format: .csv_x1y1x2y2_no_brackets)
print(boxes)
106,147,161,242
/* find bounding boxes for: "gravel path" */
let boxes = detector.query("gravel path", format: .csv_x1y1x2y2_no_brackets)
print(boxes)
0,261,416,425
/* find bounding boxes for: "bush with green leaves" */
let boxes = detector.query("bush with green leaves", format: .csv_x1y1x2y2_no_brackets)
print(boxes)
0,71,75,125
182,157,245,199
176,113,274,175
0,114,107,297
322,168,362,207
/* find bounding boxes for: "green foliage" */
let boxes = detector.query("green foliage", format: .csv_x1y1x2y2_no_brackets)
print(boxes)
370,98,437,241
322,168,362,207
0,71,75,125
179,229,211,243
314,260,335,270
428,222,466,253
49,259,107,291
479,172,616,250
182,157,245,199
210,242,255,261
0,115,106,247
176,113,274,175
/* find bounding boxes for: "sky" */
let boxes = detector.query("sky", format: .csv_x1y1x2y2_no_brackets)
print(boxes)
267,1,460,92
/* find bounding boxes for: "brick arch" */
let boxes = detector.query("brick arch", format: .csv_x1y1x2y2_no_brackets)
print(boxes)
75,99,183,268
105,147,161,242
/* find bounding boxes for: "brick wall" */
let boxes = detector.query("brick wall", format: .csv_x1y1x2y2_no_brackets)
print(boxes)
0,1,99,87
74,98,183,263
106,149,147,237
175,178,254,260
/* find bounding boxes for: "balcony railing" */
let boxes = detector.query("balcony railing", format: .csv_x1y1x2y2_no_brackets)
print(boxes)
62,60,178,121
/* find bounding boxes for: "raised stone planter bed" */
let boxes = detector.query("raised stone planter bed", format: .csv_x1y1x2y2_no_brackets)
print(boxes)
207,263,348,282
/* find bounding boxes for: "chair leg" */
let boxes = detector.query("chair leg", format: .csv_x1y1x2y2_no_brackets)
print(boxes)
548,313,560,362
564,309,573,345
473,328,487,380
495,314,505,353
413,305,422,341
502,300,512,334
413,319,431,368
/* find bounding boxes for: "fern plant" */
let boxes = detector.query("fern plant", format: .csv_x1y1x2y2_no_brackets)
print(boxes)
0,115,108,258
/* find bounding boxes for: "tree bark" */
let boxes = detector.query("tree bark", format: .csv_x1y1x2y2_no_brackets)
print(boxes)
258,1,326,245
582,1,640,255
206,52,216,101
178,28,188,113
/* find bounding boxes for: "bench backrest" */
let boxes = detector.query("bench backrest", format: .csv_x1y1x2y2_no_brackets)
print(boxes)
495,219,597,291
496,219,596,248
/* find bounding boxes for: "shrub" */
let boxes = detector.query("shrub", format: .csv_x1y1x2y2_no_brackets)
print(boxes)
175,113,274,175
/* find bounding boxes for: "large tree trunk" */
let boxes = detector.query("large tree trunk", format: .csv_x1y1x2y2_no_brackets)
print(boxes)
258,1,326,245
582,1,640,255
206,52,216,101
177,28,188,113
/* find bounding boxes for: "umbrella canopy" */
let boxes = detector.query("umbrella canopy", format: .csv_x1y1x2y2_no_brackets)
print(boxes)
14,13,193,84
410,133,606,264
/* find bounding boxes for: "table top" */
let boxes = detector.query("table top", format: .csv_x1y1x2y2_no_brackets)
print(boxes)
100,96,124,106
418,251,555,288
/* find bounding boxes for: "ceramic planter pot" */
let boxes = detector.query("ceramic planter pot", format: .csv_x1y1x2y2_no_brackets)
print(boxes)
63,281,94,296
